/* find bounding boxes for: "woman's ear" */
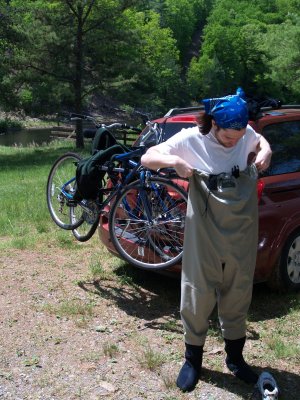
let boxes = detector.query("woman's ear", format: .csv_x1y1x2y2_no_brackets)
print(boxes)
211,119,220,131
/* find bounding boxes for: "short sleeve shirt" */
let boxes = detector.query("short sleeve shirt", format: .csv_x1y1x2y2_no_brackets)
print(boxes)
155,124,261,175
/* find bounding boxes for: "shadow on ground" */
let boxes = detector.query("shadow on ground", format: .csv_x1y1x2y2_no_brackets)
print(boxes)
200,365,300,400
79,264,298,325
78,264,182,331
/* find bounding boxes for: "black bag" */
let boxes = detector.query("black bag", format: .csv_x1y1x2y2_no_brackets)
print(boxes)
246,96,281,121
75,144,127,200
91,127,129,155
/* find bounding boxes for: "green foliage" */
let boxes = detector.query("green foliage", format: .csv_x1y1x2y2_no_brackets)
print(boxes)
258,9,300,102
0,0,300,115
137,11,182,108
160,0,203,58
1,0,187,115
186,0,269,99
110,9,183,111
186,0,300,102
0,118,23,133
0,2,28,110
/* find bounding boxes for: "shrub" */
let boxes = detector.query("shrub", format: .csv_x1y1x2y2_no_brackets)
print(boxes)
0,118,23,133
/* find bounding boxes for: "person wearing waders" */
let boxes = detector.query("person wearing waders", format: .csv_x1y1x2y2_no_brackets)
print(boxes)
141,90,272,392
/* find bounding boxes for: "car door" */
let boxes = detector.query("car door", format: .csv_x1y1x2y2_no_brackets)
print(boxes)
256,119,300,285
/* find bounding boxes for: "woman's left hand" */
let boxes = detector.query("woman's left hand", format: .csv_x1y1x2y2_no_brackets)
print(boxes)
255,137,272,172
255,150,272,172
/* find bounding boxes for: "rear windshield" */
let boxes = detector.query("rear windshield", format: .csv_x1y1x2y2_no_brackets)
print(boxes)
134,122,196,147
262,120,300,175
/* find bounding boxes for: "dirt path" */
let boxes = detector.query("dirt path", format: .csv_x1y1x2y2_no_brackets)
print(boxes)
0,244,299,399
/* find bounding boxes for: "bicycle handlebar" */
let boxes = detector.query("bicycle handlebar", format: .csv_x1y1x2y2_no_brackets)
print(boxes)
139,122,162,146
104,122,141,132
70,113,141,133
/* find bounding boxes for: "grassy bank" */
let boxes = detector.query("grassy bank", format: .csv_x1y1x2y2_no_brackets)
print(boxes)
0,114,60,132
0,142,299,399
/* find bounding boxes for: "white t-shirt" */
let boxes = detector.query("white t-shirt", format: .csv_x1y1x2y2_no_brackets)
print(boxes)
156,125,261,175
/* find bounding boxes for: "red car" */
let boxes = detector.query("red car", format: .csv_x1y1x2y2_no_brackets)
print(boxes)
98,105,300,292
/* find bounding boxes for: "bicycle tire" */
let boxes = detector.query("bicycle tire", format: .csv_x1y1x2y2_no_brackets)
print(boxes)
46,152,84,230
109,177,188,270
71,200,99,242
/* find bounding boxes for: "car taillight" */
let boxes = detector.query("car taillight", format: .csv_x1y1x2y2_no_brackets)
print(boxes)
256,179,265,203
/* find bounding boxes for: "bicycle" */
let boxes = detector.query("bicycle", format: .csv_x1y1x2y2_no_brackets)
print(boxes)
46,114,188,270
47,114,142,238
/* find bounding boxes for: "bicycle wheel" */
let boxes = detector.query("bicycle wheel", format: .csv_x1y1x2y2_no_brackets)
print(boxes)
109,177,188,270
71,200,99,242
46,152,84,230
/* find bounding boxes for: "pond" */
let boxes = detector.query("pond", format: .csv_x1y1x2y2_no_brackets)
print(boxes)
0,128,56,147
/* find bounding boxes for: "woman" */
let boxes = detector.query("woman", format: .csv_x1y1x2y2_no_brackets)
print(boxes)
141,91,272,392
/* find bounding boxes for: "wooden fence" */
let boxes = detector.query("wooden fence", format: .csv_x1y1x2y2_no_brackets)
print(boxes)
50,125,139,147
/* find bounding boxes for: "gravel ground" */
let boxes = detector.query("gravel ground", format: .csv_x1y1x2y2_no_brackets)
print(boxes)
0,244,299,400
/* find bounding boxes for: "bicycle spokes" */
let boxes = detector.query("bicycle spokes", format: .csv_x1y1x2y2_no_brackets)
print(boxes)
109,177,187,270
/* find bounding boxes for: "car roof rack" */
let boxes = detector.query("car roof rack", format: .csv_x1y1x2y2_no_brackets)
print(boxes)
164,104,300,118
261,104,300,111
164,106,205,117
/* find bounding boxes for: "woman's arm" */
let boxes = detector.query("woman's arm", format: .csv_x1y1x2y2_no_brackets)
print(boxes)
254,135,272,172
141,145,194,178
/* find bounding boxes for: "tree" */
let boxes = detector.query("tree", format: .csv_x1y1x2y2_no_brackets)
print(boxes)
7,0,144,147
186,0,274,99
259,12,300,102
0,0,27,111
4,0,183,144
119,9,182,111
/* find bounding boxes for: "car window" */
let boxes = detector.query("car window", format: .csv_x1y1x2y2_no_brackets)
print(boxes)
162,122,196,141
262,120,300,176
134,122,196,147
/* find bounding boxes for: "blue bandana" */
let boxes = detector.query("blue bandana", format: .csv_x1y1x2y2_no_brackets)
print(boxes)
202,90,248,130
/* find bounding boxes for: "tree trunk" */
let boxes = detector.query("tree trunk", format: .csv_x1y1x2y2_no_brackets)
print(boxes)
74,6,84,149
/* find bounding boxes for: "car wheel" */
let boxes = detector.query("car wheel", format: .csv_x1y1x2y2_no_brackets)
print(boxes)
268,230,300,292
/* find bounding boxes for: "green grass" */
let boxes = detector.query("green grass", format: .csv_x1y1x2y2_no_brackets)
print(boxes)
0,141,89,250
138,345,166,371
102,342,119,358
88,256,114,281
42,298,95,320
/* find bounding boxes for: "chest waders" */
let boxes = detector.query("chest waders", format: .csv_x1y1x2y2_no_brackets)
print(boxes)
181,168,258,346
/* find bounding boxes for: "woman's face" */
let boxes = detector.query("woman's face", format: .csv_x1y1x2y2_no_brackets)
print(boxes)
212,121,246,148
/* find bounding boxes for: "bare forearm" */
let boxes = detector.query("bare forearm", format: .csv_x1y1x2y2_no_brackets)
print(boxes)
141,151,181,170
255,136,272,171
141,147,194,178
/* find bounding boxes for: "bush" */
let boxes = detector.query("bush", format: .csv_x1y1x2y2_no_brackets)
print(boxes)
0,119,23,133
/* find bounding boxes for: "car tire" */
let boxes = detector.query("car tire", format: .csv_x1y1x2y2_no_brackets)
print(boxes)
267,229,300,292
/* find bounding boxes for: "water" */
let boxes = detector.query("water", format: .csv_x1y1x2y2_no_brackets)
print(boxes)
0,128,55,147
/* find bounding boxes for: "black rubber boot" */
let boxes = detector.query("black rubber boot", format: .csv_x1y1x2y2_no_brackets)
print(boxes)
224,337,258,384
176,343,203,392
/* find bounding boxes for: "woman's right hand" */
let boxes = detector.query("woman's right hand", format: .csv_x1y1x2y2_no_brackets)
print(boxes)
141,147,193,178
174,158,194,178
